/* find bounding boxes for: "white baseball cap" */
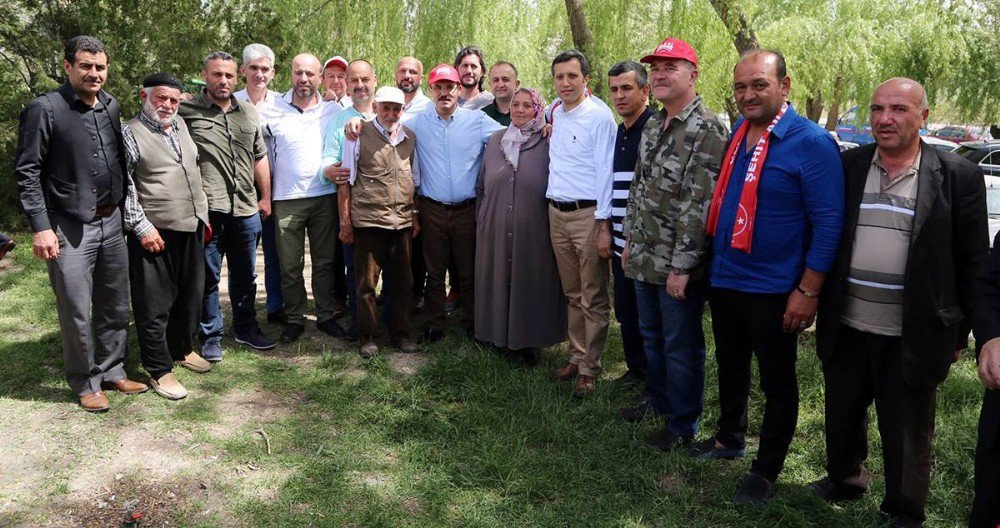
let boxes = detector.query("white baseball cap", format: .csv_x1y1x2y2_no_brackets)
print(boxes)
373,86,406,105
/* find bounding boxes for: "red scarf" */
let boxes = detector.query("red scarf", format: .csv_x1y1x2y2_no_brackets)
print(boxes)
705,102,788,253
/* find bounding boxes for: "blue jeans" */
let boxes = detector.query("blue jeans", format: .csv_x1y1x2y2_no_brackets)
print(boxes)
201,212,263,343
261,213,283,314
634,278,707,438
612,254,646,378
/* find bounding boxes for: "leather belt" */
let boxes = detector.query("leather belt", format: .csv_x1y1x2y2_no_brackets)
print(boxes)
424,197,475,210
548,199,597,212
93,204,118,218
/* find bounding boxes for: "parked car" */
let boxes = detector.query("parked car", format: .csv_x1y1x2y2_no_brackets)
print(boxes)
921,136,959,152
986,175,1000,247
930,125,981,143
954,140,1000,177
835,106,875,145
828,130,859,151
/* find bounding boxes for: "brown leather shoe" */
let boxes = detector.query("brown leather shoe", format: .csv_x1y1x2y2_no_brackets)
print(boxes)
572,374,596,398
101,378,149,395
175,352,212,373
79,391,110,412
553,362,579,380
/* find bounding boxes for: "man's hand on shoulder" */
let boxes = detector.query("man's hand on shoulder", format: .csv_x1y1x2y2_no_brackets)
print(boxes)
32,229,59,260
345,118,363,141
323,162,350,185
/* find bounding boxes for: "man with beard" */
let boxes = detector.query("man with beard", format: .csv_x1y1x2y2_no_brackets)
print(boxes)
482,61,520,126
264,53,343,343
123,72,211,399
179,51,276,362
16,35,148,411
396,57,431,115
454,46,494,111
694,49,844,504
321,55,350,108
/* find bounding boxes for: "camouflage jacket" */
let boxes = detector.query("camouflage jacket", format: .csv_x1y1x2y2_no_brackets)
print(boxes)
622,96,727,285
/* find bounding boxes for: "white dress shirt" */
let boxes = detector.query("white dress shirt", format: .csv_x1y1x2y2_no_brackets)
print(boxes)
263,91,342,201
546,95,617,219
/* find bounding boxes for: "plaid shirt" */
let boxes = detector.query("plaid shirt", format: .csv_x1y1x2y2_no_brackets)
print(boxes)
122,112,183,237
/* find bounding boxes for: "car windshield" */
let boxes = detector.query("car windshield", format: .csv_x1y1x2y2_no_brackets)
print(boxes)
954,146,984,163
988,188,1000,217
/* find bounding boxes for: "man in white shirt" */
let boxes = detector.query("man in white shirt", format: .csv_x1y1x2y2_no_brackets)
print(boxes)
264,53,343,344
547,50,617,398
396,57,431,115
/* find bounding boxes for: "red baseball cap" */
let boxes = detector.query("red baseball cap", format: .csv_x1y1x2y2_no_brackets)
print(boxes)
640,38,698,68
323,56,348,70
428,63,460,84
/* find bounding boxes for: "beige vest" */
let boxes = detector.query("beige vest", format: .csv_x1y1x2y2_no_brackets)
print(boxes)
351,121,416,230
127,116,209,232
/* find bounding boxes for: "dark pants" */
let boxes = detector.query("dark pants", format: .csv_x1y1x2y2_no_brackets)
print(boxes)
128,228,205,380
354,227,412,341
261,214,283,315
708,287,799,482
47,211,130,396
635,279,706,438
333,235,347,303
823,325,937,527
611,254,645,378
411,231,426,298
201,212,262,344
972,388,1000,528
421,200,475,330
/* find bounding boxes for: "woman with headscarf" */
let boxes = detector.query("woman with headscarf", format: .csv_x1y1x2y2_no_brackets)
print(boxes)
475,88,567,364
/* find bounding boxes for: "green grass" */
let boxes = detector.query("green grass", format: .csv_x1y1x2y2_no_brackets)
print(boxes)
0,231,982,527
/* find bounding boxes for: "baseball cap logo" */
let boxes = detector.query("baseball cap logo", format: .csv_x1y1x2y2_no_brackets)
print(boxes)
658,41,674,52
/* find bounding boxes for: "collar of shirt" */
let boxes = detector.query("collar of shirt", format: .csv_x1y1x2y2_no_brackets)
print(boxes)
60,82,109,111
661,95,703,126
281,90,326,113
195,90,241,113
622,107,654,134
872,148,922,189
373,117,408,146
137,111,179,136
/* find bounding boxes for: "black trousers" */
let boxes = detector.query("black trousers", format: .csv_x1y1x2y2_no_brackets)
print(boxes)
353,227,412,341
971,388,1000,528
708,287,799,482
824,324,936,528
128,228,205,380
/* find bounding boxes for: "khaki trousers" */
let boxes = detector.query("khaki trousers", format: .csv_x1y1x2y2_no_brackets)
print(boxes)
273,194,339,325
548,205,610,376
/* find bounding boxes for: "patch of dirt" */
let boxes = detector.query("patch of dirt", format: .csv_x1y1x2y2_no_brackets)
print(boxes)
0,260,22,275
387,352,428,375
207,387,301,441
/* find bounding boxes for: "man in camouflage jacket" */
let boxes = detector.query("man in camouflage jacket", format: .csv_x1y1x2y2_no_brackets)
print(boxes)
620,38,727,451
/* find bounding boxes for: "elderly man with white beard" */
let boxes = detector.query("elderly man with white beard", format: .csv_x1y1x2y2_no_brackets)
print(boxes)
123,72,211,400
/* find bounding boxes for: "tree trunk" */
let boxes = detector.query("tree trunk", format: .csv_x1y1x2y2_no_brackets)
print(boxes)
826,75,844,131
563,0,603,97
806,94,823,123
708,0,759,124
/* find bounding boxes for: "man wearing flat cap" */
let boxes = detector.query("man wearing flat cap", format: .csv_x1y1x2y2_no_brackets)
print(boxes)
338,86,420,358
123,72,211,400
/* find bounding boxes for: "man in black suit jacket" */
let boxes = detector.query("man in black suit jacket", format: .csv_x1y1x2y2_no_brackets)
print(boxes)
808,78,987,528
970,232,1000,528
15,35,148,412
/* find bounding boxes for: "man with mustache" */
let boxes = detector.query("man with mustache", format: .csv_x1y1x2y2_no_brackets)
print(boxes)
178,51,276,362
693,49,845,504
810,78,987,528
234,43,287,326
123,72,211,399
320,59,382,341
16,35,148,411
396,56,431,115
264,53,343,344
454,46,494,111
481,61,520,126
546,49,617,398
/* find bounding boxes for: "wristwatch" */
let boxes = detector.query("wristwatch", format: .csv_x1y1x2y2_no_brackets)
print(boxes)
796,285,819,298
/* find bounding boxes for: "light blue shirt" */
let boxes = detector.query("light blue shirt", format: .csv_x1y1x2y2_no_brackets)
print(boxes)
404,106,503,203
320,106,373,187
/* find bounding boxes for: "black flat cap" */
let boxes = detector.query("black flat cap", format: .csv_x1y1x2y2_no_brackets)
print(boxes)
142,72,185,91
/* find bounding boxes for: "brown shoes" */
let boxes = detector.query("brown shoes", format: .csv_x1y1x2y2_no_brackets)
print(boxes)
150,373,188,400
101,378,149,395
573,374,596,398
175,352,212,373
553,362,579,380
79,391,110,412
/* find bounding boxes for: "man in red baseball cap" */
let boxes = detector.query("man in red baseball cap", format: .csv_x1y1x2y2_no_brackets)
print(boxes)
322,55,350,107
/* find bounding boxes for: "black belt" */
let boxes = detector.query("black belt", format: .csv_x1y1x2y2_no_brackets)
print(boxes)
93,204,118,218
548,199,596,212
424,197,475,210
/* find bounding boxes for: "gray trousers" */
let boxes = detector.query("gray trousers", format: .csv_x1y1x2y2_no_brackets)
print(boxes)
47,211,130,396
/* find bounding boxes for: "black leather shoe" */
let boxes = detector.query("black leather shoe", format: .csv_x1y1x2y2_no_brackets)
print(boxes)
316,319,345,338
280,323,304,344
267,310,288,325
421,328,445,343
733,473,774,505
645,429,692,452
806,475,868,502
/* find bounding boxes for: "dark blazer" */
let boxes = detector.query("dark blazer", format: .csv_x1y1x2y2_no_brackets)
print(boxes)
816,142,988,387
15,83,127,232
973,232,1000,358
